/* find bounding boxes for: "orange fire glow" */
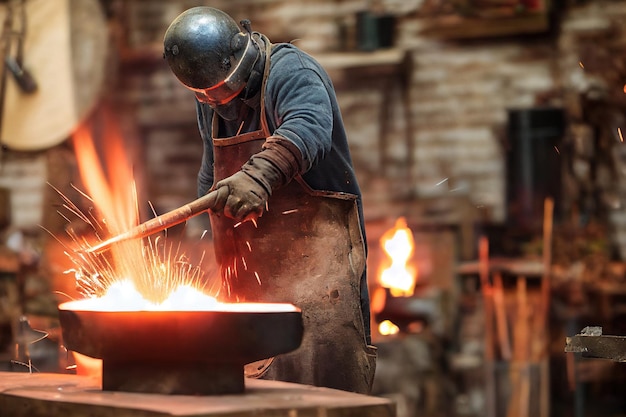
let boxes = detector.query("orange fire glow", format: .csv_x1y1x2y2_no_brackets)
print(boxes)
66,112,216,307
378,217,417,297
72,112,137,235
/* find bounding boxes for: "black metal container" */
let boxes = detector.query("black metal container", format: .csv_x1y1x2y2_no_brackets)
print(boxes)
58,301,303,395
506,107,565,232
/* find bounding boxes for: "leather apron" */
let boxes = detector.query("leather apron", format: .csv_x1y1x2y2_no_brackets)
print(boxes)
209,40,376,394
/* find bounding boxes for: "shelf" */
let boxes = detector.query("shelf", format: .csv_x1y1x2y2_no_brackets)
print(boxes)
457,257,545,278
420,12,550,40
120,44,409,76
313,48,406,71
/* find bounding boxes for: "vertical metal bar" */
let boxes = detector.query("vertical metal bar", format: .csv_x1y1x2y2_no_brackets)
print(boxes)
0,1,14,153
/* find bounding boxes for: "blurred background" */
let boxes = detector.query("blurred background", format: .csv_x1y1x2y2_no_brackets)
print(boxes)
0,0,625,416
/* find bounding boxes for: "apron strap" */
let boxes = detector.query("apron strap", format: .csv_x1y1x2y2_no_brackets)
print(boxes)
258,35,273,138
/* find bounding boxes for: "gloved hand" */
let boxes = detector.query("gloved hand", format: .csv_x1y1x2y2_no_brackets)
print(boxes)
213,161,272,222
213,136,303,223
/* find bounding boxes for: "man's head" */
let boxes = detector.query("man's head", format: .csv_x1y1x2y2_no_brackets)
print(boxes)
163,7,259,107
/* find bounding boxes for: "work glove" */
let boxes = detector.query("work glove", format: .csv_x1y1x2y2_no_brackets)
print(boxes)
213,136,303,223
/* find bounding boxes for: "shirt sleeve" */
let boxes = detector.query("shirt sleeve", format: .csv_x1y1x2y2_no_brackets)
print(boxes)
265,49,334,172
195,99,215,197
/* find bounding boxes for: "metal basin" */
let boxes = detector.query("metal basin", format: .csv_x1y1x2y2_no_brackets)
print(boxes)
58,301,303,395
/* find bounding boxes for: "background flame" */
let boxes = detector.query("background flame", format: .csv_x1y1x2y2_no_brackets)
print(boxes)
378,217,418,297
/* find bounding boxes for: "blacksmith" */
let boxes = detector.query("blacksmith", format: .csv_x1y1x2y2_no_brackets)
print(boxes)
163,7,376,394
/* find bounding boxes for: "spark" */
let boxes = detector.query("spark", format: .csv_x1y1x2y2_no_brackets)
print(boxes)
51,184,215,303
56,210,71,224
53,115,224,308
435,178,449,187
579,61,584,69
236,120,245,136
282,209,298,215
619,128,624,142
201,230,208,239
241,256,248,270
221,265,232,297
254,271,261,285
53,291,76,301
48,183,96,231
234,218,258,228
246,241,252,252
554,145,560,154
10,360,38,373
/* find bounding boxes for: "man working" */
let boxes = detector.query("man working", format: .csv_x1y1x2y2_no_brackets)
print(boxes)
163,7,376,394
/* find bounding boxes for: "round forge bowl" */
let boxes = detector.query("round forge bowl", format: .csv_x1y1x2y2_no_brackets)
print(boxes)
58,301,303,395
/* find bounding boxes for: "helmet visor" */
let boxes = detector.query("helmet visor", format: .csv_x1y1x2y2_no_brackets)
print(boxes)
193,81,245,106
191,34,258,107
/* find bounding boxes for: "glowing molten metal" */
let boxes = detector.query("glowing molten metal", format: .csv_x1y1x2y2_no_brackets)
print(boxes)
62,280,297,313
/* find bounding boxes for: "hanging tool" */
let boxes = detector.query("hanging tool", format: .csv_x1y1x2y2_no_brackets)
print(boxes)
83,186,228,254
0,0,37,161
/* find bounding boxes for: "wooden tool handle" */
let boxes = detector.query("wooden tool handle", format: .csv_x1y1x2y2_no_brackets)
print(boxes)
85,186,229,253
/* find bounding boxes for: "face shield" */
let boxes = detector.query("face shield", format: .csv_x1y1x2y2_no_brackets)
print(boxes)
163,7,260,108
190,34,259,107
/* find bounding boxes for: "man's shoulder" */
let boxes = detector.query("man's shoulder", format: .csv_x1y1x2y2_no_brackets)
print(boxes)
270,43,324,73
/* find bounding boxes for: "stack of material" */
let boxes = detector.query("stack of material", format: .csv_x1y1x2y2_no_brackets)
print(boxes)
483,198,553,417
456,198,553,417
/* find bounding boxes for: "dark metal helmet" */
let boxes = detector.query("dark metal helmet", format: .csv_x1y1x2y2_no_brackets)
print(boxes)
163,7,259,106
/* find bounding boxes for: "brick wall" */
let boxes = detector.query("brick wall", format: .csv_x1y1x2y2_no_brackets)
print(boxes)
111,0,626,253
0,152,47,230
405,42,558,222
2,0,626,254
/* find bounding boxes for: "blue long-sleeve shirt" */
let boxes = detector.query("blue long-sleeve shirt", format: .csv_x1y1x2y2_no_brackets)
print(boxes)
196,42,362,205
195,41,371,343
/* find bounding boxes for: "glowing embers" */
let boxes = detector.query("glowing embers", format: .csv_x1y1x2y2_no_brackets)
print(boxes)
63,280,298,312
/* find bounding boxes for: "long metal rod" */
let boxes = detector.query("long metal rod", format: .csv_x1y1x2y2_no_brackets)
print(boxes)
84,186,228,254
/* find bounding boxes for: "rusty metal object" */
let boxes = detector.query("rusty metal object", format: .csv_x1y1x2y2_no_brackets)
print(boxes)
58,302,303,395
84,186,228,254
565,326,626,362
